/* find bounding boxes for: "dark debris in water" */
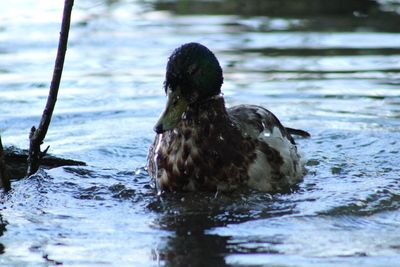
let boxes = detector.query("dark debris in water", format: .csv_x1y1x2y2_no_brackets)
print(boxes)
3,146,85,180
43,254,63,266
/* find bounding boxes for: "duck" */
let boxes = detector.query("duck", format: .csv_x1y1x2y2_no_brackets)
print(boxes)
147,42,310,193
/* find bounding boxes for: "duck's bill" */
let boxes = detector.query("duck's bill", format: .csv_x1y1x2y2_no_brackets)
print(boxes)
153,88,188,134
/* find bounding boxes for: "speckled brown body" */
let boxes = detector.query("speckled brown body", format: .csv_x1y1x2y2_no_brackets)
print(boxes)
147,97,300,192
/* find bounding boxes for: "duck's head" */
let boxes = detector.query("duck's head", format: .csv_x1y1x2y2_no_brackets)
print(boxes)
154,42,224,134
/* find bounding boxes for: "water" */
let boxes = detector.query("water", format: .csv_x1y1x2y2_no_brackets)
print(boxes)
1,0,400,266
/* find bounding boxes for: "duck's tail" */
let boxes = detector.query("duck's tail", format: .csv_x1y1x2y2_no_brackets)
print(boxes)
286,127,311,138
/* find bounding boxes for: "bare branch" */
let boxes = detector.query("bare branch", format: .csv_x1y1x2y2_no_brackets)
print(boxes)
0,136,11,192
27,0,74,176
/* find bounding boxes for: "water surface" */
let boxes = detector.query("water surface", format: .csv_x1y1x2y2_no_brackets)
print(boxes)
1,0,400,266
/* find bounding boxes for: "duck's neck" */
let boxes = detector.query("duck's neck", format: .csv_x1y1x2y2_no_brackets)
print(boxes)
182,95,230,132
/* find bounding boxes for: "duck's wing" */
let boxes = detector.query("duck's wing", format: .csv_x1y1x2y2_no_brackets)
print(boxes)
228,105,309,191
227,105,310,144
227,105,290,141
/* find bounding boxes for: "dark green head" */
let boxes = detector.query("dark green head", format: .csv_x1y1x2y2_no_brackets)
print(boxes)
154,43,224,133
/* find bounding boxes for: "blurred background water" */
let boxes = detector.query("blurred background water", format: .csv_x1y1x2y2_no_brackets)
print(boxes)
1,0,400,266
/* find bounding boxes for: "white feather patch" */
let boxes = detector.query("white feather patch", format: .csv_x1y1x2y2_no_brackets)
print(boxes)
247,127,304,191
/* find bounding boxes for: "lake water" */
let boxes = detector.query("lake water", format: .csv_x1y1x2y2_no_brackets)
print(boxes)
1,0,400,266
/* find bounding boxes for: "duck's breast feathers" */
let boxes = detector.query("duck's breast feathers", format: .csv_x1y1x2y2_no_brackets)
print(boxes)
227,105,294,143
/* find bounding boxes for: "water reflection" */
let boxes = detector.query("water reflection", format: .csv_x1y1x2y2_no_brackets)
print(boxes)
153,209,230,266
149,193,230,266
153,0,400,32
148,190,296,266
154,0,379,16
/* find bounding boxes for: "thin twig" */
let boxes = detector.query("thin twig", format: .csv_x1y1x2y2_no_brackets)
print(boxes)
0,136,11,192
27,0,74,176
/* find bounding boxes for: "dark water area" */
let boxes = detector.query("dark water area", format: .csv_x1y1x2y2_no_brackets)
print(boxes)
1,0,400,266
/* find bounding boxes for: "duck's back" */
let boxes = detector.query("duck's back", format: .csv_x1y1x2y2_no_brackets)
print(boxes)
228,105,306,192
